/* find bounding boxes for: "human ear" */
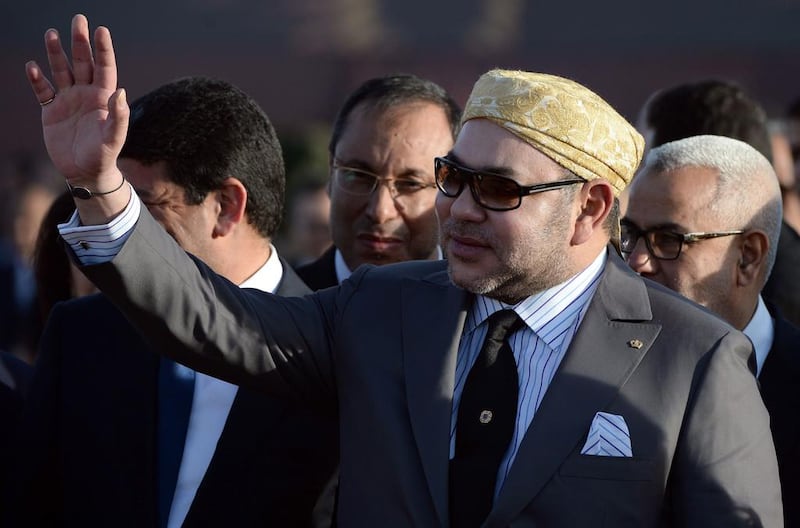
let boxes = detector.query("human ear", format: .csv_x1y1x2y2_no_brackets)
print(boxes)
571,180,614,246
212,177,247,238
737,230,769,287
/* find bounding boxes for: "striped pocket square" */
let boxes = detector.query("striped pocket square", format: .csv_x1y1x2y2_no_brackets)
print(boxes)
580,412,633,457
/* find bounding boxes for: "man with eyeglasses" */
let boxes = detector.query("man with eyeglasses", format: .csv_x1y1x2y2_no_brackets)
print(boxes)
634,78,800,332
623,134,800,527
26,15,781,526
295,74,460,290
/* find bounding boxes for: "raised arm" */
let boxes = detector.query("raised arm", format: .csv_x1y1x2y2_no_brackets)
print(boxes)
24,14,130,225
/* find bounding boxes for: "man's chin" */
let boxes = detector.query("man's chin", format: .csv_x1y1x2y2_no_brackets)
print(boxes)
447,261,494,294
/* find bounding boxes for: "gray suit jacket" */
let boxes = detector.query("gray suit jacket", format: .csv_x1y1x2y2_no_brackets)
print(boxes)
83,209,783,527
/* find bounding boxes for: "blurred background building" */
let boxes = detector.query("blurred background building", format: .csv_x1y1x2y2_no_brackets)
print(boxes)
5,0,800,160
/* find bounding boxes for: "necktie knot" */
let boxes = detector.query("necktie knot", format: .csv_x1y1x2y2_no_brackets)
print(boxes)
480,310,523,366
486,309,523,339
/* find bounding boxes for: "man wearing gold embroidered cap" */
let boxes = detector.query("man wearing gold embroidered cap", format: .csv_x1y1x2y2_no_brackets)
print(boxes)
26,17,781,526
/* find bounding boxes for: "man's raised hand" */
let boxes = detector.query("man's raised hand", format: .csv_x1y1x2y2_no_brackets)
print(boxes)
25,14,130,221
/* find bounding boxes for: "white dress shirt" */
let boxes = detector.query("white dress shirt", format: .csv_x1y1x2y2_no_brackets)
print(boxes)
742,295,775,378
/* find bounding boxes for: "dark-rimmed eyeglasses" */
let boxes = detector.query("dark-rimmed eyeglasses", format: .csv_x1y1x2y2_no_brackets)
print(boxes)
332,162,436,203
620,221,745,261
434,156,585,211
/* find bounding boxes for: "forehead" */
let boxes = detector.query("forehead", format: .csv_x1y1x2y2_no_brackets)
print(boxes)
626,165,720,226
452,119,565,179
118,158,183,197
336,101,452,154
118,158,168,181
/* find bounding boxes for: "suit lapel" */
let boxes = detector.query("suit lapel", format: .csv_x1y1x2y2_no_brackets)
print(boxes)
96,301,160,525
185,258,311,521
276,258,316,297
295,246,338,291
490,252,662,524
183,388,287,524
403,268,470,527
759,313,800,464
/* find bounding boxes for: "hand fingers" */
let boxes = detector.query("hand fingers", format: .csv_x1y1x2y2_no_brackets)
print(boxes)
25,61,57,105
104,89,130,152
70,14,94,85
92,26,117,91
45,29,75,91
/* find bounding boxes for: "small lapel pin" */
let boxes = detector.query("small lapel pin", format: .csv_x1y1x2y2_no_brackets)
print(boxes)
479,410,493,424
627,339,643,349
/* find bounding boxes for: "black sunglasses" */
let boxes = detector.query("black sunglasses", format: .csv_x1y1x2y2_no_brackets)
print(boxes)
434,157,584,211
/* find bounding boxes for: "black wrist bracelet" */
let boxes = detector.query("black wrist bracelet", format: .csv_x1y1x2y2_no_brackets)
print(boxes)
67,175,127,200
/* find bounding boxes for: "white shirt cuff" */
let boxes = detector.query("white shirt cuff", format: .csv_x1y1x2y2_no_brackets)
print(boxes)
58,184,141,265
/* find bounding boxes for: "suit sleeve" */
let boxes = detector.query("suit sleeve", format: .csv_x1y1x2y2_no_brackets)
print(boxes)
78,207,340,407
669,330,783,527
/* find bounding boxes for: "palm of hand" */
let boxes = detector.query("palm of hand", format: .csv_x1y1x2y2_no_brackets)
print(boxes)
42,83,119,182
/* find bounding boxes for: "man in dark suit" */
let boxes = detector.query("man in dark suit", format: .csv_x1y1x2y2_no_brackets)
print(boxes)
635,78,800,328
6,76,337,527
296,74,461,290
623,134,800,527
26,16,783,526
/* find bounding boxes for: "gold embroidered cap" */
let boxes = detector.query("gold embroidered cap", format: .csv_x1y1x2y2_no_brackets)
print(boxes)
462,69,645,196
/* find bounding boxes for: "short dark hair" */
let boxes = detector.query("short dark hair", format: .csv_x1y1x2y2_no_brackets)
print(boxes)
642,79,772,162
33,190,77,322
121,77,285,238
328,74,462,156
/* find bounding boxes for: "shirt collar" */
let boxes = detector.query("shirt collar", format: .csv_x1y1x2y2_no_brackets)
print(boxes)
334,246,444,284
239,244,283,294
466,249,606,347
742,295,774,378
334,248,352,284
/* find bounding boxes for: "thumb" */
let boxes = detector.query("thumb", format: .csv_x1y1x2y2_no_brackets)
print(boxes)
104,88,129,152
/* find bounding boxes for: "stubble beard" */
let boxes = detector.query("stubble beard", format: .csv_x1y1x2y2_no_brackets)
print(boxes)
445,221,573,304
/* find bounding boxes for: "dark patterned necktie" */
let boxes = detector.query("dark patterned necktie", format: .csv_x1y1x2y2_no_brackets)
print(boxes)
450,309,524,527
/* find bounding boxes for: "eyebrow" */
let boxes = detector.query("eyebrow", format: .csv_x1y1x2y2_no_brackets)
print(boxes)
334,158,429,179
134,186,171,205
620,218,688,232
445,152,518,177
135,188,154,201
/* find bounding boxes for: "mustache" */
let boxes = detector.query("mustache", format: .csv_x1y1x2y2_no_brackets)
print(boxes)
440,219,491,242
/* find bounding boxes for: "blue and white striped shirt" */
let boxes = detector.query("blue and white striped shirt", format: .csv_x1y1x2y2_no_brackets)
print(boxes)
58,183,140,263
449,250,606,495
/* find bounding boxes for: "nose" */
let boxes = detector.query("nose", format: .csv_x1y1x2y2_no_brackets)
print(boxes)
624,238,657,275
365,181,401,223
447,182,485,222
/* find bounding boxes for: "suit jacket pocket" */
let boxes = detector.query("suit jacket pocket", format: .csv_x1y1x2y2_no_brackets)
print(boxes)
559,454,655,481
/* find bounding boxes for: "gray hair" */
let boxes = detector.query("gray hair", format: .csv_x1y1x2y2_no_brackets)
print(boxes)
642,135,782,285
